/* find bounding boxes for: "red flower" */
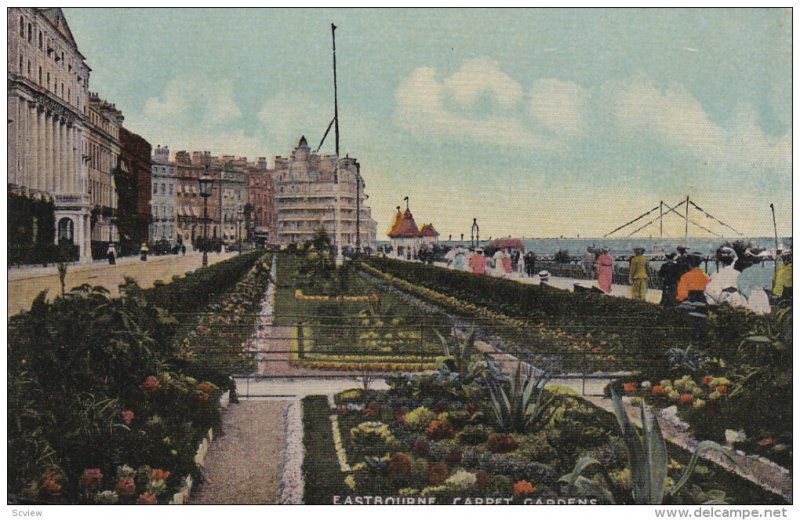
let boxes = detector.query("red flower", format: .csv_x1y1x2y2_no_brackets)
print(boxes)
679,394,693,405
79,468,103,489
758,438,776,447
715,385,728,394
427,463,449,486
411,439,429,457
651,385,666,396
513,480,535,496
591,347,600,354
136,492,157,505
388,453,411,478
196,382,214,394
474,470,491,492
120,410,135,425
364,401,381,418
139,376,161,394
701,375,714,386
149,468,170,482
486,433,518,453
392,407,409,424
623,382,638,393
115,476,136,497
40,470,62,495
426,419,456,440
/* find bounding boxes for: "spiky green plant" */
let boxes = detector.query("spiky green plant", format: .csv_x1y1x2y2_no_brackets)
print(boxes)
561,389,735,504
434,324,477,377
485,361,554,433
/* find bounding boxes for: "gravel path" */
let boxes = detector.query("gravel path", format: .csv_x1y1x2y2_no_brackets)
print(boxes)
191,400,288,504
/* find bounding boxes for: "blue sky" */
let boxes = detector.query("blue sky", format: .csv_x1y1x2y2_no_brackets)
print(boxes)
64,8,792,239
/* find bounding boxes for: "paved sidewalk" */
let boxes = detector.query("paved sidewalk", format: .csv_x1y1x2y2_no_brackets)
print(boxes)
8,251,237,317
190,400,288,504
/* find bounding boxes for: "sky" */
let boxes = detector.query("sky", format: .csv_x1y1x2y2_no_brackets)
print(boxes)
63,8,792,240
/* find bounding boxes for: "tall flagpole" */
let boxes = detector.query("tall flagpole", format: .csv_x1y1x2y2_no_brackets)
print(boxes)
770,203,779,280
332,23,339,158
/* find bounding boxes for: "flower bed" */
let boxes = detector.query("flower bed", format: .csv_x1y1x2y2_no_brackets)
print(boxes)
8,252,271,504
359,258,769,374
302,383,784,505
274,251,447,370
289,325,438,372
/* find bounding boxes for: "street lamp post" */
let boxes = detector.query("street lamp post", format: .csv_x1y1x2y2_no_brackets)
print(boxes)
237,209,244,255
198,170,214,267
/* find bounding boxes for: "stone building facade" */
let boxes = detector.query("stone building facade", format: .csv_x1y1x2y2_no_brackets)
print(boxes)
247,157,274,246
274,136,377,251
86,92,123,252
150,145,177,246
7,7,92,260
118,127,152,252
174,151,219,249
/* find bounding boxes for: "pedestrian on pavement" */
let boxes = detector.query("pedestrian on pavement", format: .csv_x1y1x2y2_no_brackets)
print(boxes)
676,253,709,303
518,250,526,277
772,250,793,303
658,253,681,306
582,247,596,279
469,248,487,275
629,247,649,301
596,247,613,294
538,270,550,285
140,243,149,262
705,247,746,307
106,243,116,265
675,245,691,278
181,244,186,256
525,251,537,277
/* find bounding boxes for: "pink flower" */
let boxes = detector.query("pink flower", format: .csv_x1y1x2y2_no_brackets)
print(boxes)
136,492,157,505
120,410,135,425
115,476,136,497
79,468,103,489
138,376,161,394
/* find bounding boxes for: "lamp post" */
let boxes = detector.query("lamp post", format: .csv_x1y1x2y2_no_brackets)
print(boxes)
237,208,244,255
198,170,213,267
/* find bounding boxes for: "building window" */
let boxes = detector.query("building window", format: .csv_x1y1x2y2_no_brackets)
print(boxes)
153,184,157,195
169,184,173,196
46,72,50,89
19,17,24,37
27,24,32,43
18,54,23,74
27,60,31,76
38,30,42,50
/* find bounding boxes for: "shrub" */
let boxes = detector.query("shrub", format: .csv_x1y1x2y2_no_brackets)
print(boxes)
405,407,436,432
426,419,456,440
458,424,490,445
486,433,518,453
427,463,449,486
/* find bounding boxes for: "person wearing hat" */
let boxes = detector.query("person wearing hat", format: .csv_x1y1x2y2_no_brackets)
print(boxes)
658,252,681,306
538,270,551,285
675,245,691,278
596,247,613,294
629,247,649,301
705,246,745,307
676,252,709,303
469,248,487,275
772,250,792,302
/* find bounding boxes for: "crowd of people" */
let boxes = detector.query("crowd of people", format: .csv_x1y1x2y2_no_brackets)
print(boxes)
441,242,791,315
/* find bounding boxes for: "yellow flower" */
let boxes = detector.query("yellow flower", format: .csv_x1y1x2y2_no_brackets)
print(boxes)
344,475,356,490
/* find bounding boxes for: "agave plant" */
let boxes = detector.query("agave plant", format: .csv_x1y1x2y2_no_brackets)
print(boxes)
484,361,554,433
434,324,477,378
561,389,735,504
666,346,708,372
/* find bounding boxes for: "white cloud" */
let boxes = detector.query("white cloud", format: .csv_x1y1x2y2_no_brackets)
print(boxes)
442,58,523,110
393,62,567,152
132,74,262,158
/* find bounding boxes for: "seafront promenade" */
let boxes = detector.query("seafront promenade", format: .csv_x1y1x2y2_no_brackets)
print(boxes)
8,251,237,317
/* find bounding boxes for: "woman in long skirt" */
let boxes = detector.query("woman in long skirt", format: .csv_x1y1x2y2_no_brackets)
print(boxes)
596,247,613,293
